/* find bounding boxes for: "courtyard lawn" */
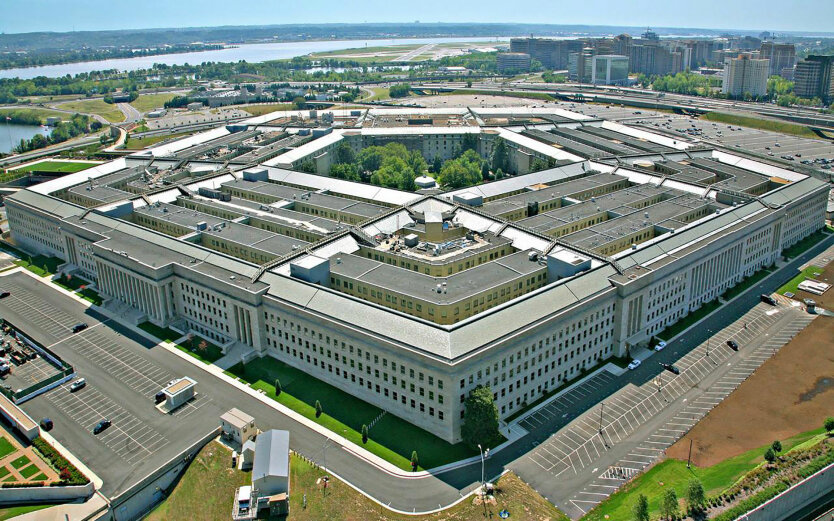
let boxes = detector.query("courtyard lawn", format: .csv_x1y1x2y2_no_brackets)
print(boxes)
225,356,481,470
240,103,296,116
8,160,97,174
173,336,224,364
778,265,823,296
0,438,15,460
584,428,826,521
53,274,102,305
10,455,30,470
18,464,41,479
124,132,193,150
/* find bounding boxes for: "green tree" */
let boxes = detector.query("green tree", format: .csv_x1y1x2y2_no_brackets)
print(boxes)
431,155,442,174
632,494,649,521
771,440,782,453
329,163,360,181
461,385,500,451
315,400,322,418
481,162,490,180
661,489,678,520
389,83,412,98
764,447,776,464
411,450,419,470
334,141,356,165
274,379,281,396
491,138,510,174
687,479,705,511
361,424,368,444
300,159,316,173
292,96,307,109
825,417,834,435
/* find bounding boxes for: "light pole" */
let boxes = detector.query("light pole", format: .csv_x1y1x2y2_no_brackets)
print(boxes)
598,402,604,434
477,444,490,500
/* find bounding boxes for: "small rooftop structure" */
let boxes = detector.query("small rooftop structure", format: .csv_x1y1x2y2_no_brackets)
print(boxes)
159,377,196,412
221,408,257,446
415,175,437,189
253,429,290,497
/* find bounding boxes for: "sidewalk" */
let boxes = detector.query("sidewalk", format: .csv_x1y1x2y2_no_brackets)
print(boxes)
10,491,109,521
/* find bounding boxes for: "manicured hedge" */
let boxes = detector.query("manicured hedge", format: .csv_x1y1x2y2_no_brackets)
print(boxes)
32,438,88,486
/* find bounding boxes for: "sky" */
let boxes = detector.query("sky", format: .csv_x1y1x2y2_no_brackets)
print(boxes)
1,0,832,34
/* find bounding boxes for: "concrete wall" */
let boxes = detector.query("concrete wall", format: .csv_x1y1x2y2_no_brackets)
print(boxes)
741,462,834,521
0,482,94,504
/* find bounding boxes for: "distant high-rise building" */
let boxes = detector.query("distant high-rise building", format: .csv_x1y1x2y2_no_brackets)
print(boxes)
794,55,834,103
722,53,769,97
510,38,584,70
591,55,630,85
568,48,595,83
629,42,687,77
642,28,660,41
496,52,532,74
759,42,796,77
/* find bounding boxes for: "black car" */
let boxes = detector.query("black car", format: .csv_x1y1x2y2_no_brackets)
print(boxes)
71,323,88,334
727,340,739,351
154,391,166,404
0,291,9,299
760,294,777,306
93,419,111,435
660,363,680,375
40,418,53,431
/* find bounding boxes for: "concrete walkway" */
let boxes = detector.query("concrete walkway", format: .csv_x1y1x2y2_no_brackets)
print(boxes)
10,491,109,521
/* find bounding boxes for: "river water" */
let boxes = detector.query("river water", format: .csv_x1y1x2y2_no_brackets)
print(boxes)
0,37,503,80
0,123,51,154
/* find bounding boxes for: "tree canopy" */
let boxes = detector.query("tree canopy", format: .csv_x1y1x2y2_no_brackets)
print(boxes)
460,385,501,451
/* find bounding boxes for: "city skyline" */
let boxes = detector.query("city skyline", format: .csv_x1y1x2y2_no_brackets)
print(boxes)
1,0,833,35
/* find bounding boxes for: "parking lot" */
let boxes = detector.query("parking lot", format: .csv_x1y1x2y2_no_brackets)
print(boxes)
511,299,815,518
0,272,224,496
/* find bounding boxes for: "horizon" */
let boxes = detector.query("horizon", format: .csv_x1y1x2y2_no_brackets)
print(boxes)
1,0,832,35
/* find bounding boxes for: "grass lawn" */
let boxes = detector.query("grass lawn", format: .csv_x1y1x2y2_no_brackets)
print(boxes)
701,112,822,140
56,99,125,123
0,505,54,520
778,265,823,296
145,441,249,521
658,299,721,341
10,455,30,470
0,467,8,479
240,103,296,116
226,356,483,470
583,428,826,521
138,321,183,343
0,107,68,124
7,160,97,174
0,437,15,460
782,227,833,259
53,274,103,305
361,87,391,102
32,472,47,481
174,336,224,364
18,463,41,479
124,131,193,150
129,93,178,113
13,254,62,277
722,265,775,301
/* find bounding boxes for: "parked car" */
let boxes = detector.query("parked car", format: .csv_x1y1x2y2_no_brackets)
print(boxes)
154,391,166,404
727,340,739,351
654,341,667,352
69,378,86,392
71,323,88,334
40,418,53,431
760,294,777,306
93,419,111,435
660,363,680,375
628,359,642,370
0,291,9,299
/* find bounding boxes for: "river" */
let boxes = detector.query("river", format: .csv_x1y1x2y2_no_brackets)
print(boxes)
0,37,504,80
0,123,51,154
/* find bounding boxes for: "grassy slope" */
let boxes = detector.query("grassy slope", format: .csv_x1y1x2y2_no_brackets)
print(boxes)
240,103,296,116
129,93,178,113
0,107,68,123
701,112,821,140
56,99,125,123
145,441,249,521
583,428,826,521
0,505,54,520
361,87,391,101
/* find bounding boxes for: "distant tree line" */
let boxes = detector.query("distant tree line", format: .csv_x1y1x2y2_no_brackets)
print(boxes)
13,113,98,153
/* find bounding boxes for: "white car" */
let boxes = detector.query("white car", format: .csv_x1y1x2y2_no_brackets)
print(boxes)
654,341,667,352
627,359,642,370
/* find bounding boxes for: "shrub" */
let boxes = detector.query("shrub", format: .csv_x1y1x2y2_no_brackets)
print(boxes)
32,437,88,485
